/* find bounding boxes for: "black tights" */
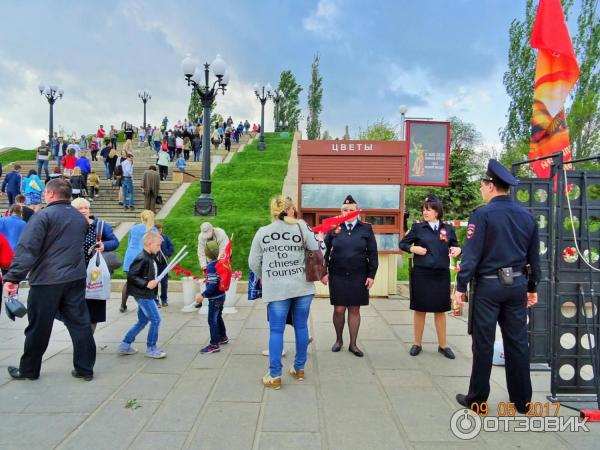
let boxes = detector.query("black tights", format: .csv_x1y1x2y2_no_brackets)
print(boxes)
333,305,361,351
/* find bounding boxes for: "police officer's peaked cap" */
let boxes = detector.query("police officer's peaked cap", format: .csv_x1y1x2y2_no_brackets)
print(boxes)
424,194,440,203
483,159,519,187
343,195,357,205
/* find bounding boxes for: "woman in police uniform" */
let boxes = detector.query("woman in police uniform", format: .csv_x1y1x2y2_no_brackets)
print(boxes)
399,195,461,359
322,195,378,357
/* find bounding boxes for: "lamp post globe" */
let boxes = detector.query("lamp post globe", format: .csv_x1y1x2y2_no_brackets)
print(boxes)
138,89,151,130
181,54,229,216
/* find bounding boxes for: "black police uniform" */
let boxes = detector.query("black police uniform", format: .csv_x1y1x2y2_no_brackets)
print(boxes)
457,160,541,410
399,220,459,312
324,221,378,306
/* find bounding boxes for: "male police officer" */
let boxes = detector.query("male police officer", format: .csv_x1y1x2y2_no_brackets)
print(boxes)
454,159,541,414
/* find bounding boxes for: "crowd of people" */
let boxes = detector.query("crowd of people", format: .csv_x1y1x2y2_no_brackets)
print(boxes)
0,148,541,416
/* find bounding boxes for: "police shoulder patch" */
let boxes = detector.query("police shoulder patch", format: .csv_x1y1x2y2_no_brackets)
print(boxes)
466,224,476,239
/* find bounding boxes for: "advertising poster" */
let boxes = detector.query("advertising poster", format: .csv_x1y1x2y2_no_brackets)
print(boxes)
405,120,450,186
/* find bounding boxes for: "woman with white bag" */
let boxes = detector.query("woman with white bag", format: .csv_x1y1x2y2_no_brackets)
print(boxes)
72,198,119,332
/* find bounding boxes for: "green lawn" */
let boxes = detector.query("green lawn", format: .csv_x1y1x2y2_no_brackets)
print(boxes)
113,133,293,279
0,148,36,166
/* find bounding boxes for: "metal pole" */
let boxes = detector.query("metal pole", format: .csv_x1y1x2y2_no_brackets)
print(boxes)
195,84,216,216
48,100,54,144
143,100,147,130
258,94,266,151
274,100,279,132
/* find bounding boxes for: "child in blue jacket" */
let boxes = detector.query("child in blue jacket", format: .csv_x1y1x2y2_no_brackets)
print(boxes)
199,240,227,353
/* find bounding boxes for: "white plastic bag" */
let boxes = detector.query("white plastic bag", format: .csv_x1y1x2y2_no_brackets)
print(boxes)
85,252,111,300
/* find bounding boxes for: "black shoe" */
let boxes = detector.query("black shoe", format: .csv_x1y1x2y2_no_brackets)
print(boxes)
438,346,456,359
349,346,364,357
8,366,38,380
409,345,422,356
119,305,127,313
71,370,93,381
456,393,468,408
331,342,343,352
515,403,528,414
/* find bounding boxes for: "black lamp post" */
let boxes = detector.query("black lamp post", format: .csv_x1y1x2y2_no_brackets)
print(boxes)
271,89,284,132
254,83,271,151
38,84,63,144
181,54,229,216
138,90,151,130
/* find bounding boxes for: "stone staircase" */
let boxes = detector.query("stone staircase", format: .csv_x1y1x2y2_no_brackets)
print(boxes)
0,133,254,229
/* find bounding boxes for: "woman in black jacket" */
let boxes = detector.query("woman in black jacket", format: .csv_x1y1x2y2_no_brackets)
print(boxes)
399,195,461,359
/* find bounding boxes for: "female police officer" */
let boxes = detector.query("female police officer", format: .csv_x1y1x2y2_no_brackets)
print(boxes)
322,195,378,357
399,195,461,359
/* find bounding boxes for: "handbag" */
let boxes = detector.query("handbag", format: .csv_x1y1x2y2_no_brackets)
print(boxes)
297,222,326,282
4,294,27,321
247,270,262,300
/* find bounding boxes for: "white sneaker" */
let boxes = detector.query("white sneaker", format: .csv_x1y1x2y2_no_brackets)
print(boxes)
181,302,200,313
261,349,286,357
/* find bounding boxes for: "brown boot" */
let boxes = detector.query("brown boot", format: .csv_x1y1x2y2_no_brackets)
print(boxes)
289,368,305,381
262,373,281,390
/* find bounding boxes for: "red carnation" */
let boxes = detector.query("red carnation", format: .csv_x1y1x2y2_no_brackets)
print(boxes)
183,270,192,276
173,265,182,270
193,275,200,280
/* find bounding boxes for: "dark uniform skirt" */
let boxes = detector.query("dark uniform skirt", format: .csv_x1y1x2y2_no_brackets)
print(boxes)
409,266,451,312
329,273,370,306
86,299,107,323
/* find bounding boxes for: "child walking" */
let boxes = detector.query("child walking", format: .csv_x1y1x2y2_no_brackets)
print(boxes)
118,231,167,359
87,169,100,200
200,241,228,354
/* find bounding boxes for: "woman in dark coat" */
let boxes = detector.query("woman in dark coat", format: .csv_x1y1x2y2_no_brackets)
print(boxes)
399,195,461,359
323,195,378,357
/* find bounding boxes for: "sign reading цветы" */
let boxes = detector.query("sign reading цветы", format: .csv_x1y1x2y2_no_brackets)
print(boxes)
405,120,451,186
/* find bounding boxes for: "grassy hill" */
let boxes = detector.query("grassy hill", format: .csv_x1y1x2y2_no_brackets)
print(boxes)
0,148,36,166
113,132,293,279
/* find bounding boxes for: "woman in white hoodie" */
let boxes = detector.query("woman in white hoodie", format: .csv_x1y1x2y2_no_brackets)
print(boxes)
249,196,319,390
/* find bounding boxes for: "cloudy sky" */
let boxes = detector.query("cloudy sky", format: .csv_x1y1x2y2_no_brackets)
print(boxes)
0,0,580,149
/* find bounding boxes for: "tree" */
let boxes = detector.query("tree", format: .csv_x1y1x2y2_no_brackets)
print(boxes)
406,117,485,221
357,120,398,140
343,125,350,139
499,0,600,164
187,90,216,124
306,53,323,140
276,70,302,133
568,0,600,159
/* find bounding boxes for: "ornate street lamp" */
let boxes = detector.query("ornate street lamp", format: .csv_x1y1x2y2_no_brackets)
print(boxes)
38,84,64,144
138,90,152,130
399,104,408,140
271,89,284,132
181,54,229,216
254,83,271,150
279,120,289,132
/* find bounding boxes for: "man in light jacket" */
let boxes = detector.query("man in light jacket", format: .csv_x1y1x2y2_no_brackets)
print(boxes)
197,222,229,270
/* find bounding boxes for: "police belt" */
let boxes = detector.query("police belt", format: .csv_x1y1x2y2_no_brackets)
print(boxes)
478,270,524,279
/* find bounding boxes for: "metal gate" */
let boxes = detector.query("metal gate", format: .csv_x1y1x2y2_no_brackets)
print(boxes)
551,162,600,398
511,177,555,364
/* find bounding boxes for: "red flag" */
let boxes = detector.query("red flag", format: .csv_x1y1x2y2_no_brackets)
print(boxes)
312,210,362,233
528,0,579,178
215,239,233,291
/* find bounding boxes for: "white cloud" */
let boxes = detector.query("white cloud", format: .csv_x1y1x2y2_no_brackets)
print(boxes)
303,0,341,39
382,62,508,145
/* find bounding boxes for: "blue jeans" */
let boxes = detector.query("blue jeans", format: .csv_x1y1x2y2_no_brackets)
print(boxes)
123,298,161,348
208,295,226,345
193,149,201,162
121,177,134,208
37,159,49,180
160,276,169,304
104,161,111,179
154,141,161,153
267,294,313,377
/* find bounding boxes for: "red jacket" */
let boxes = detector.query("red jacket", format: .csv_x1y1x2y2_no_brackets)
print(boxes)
61,155,77,169
0,232,13,270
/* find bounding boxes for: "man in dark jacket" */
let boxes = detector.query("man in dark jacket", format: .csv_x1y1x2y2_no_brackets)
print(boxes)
1,164,22,207
3,178,96,381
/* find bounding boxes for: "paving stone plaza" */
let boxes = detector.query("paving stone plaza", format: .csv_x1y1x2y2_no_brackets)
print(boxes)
0,290,598,449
